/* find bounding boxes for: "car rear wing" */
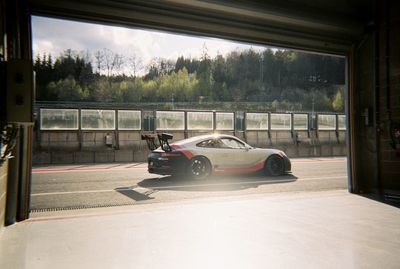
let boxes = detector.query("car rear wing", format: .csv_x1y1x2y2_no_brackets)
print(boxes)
141,133,158,151
158,133,173,152
141,133,173,152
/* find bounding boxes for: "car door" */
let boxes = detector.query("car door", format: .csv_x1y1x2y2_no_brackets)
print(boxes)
218,137,260,167
195,138,230,168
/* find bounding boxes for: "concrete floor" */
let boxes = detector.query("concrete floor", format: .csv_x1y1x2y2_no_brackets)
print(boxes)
1,190,399,269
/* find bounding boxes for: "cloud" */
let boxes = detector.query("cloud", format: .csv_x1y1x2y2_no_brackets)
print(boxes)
32,15,267,74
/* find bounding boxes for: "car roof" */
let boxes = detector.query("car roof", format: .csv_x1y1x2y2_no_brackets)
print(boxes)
172,134,241,146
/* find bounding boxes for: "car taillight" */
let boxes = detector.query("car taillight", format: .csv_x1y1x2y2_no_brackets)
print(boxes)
160,152,181,157
156,152,181,161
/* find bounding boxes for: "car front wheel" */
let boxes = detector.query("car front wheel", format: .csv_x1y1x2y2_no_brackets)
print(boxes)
187,156,211,179
264,155,284,176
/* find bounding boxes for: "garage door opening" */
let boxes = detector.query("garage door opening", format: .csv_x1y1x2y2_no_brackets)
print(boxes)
30,15,349,214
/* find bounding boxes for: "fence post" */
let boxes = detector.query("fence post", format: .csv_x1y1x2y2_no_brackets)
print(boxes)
152,110,156,131
290,113,294,138
335,114,339,143
184,111,188,138
78,108,82,150
243,112,247,142
115,109,119,150
233,111,237,136
212,110,216,133
267,112,271,140
35,108,41,148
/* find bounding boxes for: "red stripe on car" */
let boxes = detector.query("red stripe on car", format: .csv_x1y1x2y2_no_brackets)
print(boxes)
171,144,194,160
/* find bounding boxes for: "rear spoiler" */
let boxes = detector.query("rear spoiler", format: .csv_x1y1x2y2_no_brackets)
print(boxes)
141,133,173,152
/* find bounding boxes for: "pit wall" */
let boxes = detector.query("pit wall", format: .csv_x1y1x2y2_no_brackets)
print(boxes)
33,129,347,164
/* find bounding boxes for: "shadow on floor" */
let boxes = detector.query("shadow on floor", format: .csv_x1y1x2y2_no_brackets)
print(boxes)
115,188,154,201
136,173,298,192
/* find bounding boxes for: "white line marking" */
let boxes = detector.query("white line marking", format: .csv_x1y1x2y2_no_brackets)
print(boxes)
32,166,148,174
149,175,347,190
31,175,347,196
297,175,347,181
32,189,121,196
32,158,347,173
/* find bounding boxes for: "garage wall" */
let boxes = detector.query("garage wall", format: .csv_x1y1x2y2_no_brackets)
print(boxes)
353,33,378,192
0,0,8,231
353,0,400,194
1,0,33,225
0,161,8,231
376,0,400,193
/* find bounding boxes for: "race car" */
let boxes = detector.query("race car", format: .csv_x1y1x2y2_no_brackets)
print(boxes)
142,133,291,179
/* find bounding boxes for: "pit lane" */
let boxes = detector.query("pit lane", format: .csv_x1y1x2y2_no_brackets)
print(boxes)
30,157,348,214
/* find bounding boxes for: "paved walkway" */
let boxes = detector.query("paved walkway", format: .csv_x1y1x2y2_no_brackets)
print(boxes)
1,189,399,269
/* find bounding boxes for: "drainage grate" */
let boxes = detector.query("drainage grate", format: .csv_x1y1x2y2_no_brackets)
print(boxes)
30,202,138,213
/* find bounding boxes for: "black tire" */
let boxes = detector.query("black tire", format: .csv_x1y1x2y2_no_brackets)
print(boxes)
264,155,284,176
187,156,211,179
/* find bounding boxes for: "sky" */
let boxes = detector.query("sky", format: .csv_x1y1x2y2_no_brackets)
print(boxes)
32,16,267,75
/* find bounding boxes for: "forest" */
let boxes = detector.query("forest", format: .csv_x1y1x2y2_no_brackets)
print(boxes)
34,47,345,112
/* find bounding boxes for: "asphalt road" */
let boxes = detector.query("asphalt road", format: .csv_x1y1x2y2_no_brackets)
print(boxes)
30,157,348,212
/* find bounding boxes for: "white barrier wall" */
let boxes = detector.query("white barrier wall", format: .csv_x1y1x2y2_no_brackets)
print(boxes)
34,108,347,164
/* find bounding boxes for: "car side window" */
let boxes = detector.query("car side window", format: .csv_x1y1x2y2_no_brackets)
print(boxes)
196,139,223,148
220,138,246,149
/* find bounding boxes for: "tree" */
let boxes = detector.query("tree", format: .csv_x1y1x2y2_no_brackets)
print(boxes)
157,68,198,102
175,56,200,74
102,48,124,77
144,59,160,80
121,78,145,102
94,50,104,74
94,48,124,77
127,52,143,77
144,57,174,80
34,45,346,111
211,54,229,101
158,59,175,76
332,89,345,112
195,44,213,101
303,90,332,112
175,56,186,72
47,77,88,101
91,77,113,102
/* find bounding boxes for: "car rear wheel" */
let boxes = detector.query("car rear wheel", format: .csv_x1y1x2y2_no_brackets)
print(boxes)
187,156,211,179
265,155,284,176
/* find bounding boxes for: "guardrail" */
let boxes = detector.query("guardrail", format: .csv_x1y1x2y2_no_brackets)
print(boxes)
37,108,345,132
33,105,347,164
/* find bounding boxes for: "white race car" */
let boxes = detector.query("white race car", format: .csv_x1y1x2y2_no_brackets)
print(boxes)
143,133,291,179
